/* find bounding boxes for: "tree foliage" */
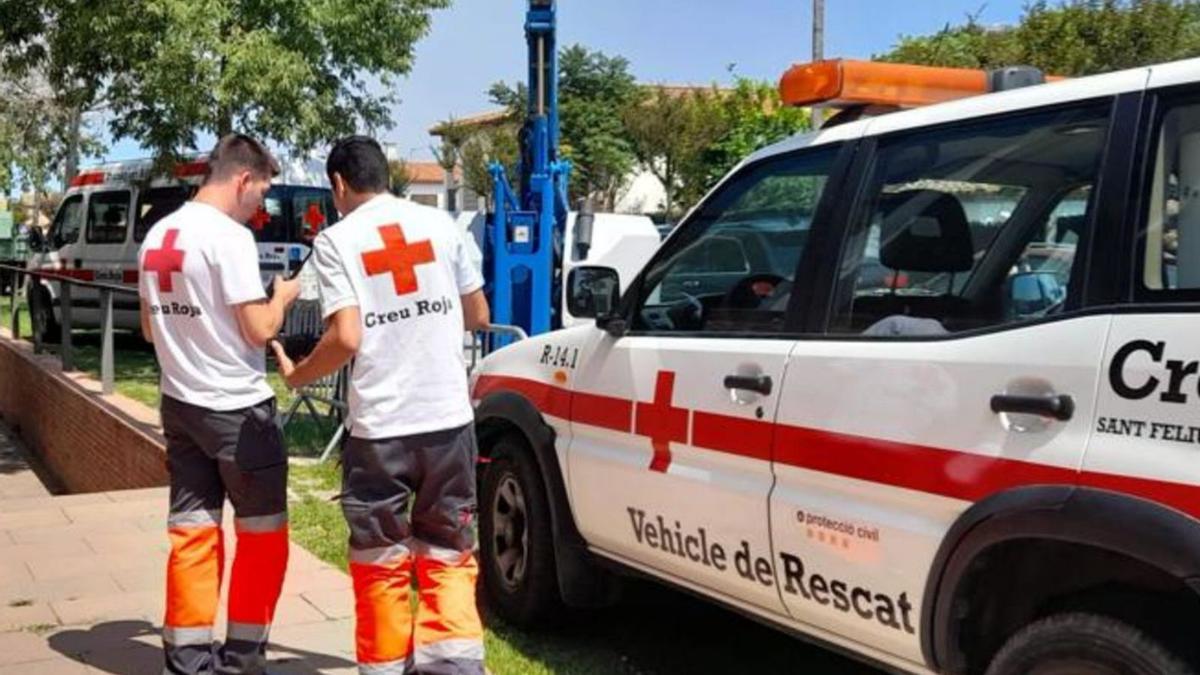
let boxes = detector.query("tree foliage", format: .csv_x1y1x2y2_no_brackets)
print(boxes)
490,44,640,209
457,124,520,207
622,86,726,219
0,0,449,163
692,79,810,205
879,0,1200,76
388,158,412,197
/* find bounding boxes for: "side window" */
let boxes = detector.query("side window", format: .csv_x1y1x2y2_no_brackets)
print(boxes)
51,195,85,249
633,146,839,334
135,186,191,242
1142,100,1200,292
292,188,338,242
248,187,289,243
829,104,1110,336
86,191,131,244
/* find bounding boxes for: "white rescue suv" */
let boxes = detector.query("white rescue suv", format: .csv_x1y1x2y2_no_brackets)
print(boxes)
469,57,1200,674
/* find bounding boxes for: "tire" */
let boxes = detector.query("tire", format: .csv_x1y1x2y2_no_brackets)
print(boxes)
27,284,60,343
478,433,562,625
986,612,1194,675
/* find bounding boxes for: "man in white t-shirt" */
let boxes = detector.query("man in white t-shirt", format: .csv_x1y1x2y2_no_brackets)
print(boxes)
139,134,301,675
272,136,489,674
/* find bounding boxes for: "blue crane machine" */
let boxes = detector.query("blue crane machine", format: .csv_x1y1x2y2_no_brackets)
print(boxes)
485,0,576,340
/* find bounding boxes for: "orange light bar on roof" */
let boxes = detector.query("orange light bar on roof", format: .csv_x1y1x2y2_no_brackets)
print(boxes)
69,171,106,188
780,59,990,109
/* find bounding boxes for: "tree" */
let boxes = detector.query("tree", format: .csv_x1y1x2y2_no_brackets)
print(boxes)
678,79,810,211
622,86,726,219
388,159,412,197
432,119,471,211
489,44,640,209
878,1,1200,77
0,0,450,163
458,124,520,207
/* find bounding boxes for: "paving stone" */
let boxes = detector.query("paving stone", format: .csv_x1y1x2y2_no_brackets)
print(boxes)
101,487,167,503
1,538,95,563
0,562,33,586
0,600,59,632
268,618,357,669
51,591,161,627
0,657,90,674
0,575,122,605
299,588,354,621
0,628,62,665
271,593,329,627
0,507,70,531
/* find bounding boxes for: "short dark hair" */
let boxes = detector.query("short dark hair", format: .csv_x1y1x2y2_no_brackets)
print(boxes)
205,133,279,184
326,136,389,194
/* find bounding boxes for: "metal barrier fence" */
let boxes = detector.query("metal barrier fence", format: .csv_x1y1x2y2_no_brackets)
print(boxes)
2,261,530,461
0,262,134,395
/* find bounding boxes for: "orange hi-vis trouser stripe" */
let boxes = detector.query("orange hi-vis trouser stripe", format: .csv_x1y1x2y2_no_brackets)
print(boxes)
412,542,484,669
350,543,414,672
226,513,289,643
164,509,224,646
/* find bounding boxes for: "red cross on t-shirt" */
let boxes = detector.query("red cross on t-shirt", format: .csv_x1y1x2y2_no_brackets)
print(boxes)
635,371,689,473
361,223,436,296
143,229,186,293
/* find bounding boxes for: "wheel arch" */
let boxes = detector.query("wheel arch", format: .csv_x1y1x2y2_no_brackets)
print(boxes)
474,390,618,608
921,485,1200,673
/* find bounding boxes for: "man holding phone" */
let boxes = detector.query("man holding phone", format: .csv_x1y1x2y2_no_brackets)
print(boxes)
140,134,301,675
274,136,489,674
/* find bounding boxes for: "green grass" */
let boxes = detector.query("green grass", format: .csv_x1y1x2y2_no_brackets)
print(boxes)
0,295,32,338
0,307,876,674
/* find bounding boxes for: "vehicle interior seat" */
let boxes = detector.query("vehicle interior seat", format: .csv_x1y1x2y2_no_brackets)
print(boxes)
851,189,976,333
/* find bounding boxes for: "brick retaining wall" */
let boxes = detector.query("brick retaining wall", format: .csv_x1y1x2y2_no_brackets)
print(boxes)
0,330,167,493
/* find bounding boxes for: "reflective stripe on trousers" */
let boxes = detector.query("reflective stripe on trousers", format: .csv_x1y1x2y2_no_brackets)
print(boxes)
411,541,484,673
351,545,414,669
163,509,288,674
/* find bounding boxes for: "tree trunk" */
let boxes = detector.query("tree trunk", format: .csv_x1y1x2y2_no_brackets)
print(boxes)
63,105,82,187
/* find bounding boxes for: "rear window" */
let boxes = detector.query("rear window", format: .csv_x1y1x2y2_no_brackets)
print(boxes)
248,186,337,243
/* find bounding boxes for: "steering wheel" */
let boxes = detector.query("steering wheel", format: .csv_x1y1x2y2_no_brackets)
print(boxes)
723,274,788,311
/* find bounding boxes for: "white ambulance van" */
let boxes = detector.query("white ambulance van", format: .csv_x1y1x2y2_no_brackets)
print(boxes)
470,58,1200,674
25,155,336,341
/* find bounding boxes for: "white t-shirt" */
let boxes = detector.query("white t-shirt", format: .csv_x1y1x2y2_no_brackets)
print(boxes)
138,201,274,411
314,193,483,439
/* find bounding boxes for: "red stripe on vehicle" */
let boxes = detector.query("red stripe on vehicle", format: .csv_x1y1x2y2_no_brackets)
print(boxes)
475,375,1200,518
474,375,570,420
123,270,139,284
773,425,1076,502
55,269,96,281
572,390,633,432
693,411,773,462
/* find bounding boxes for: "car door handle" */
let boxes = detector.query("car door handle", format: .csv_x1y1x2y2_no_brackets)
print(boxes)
724,374,772,396
990,393,1074,421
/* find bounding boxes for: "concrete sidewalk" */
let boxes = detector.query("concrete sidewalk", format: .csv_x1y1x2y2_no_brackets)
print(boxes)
0,425,359,674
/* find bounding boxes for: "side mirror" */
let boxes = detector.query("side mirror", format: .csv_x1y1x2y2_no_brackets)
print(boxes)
567,265,620,320
1008,271,1063,318
26,228,45,253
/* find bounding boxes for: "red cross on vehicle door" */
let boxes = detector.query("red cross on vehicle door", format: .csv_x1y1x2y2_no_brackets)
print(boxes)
566,334,793,617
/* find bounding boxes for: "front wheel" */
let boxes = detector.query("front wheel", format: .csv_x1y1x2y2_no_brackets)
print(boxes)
478,434,562,626
986,612,1194,675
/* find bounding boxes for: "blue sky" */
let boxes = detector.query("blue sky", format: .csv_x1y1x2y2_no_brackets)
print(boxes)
99,0,1029,164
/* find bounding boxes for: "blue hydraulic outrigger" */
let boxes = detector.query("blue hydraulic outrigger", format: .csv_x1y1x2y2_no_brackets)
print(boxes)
485,0,573,339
